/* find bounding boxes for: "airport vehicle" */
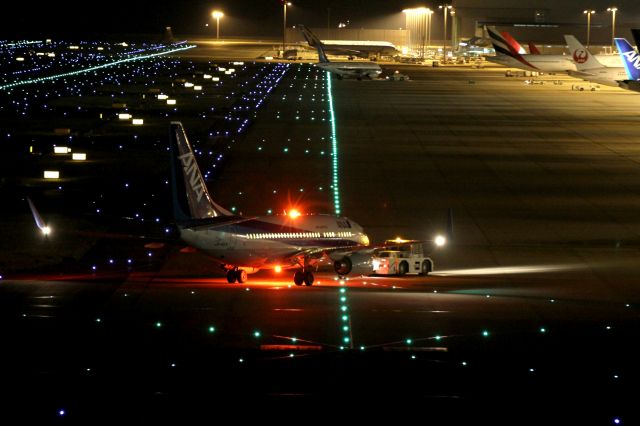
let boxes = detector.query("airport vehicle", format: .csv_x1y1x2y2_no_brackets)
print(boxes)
387,70,410,81
485,26,622,73
170,122,373,286
371,240,433,276
564,35,627,86
298,25,382,80
614,38,640,92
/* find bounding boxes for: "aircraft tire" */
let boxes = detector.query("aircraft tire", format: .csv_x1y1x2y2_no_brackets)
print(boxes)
294,271,305,286
226,270,237,283
303,271,314,286
237,269,248,283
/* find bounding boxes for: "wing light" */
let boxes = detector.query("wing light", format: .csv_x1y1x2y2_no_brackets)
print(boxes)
435,235,447,247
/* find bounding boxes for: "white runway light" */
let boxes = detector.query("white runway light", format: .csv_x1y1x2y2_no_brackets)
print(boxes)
433,264,583,277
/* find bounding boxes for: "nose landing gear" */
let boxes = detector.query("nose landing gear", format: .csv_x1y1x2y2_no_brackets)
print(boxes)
226,268,247,283
293,269,314,286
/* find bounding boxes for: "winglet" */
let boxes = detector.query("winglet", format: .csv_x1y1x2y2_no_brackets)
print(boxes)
446,208,454,242
26,197,50,235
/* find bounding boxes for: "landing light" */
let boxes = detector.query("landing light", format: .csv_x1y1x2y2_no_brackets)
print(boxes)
435,235,447,247
274,265,282,273
41,226,51,236
288,209,301,218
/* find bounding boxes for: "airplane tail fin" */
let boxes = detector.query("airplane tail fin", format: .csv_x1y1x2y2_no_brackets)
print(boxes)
528,41,541,55
564,35,602,70
169,122,232,223
615,38,640,80
485,26,518,57
298,25,329,63
500,31,526,54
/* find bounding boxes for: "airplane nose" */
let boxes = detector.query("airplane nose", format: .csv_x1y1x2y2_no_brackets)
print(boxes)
360,234,370,246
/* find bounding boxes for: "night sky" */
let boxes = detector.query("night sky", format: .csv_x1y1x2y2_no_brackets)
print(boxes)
2,0,405,39
3,1,640,39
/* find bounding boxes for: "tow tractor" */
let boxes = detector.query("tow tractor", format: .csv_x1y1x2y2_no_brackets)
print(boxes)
371,239,435,276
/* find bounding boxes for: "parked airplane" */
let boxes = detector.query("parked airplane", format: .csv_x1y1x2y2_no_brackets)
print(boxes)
485,26,622,72
564,35,627,86
485,26,576,72
170,121,374,285
310,39,399,59
298,25,382,80
614,38,640,92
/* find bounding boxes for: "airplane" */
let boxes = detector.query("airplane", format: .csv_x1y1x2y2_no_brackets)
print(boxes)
564,35,627,86
485,26,576,72
614,38,640,92
484,26,622,72
528,41,541,55
308,38,399,59
170,121,374,285
297,25,382,80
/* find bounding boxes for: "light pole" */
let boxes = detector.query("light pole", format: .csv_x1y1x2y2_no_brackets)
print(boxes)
282,1,292,57
607,7,618,52
439,4,452,60
583,10,596,48
427,9,433,55
211,11,223,40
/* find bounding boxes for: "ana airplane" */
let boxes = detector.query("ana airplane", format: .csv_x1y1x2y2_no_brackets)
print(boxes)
564,35,627,86
298,25,382,80
170,121,374,285
614,38,640,92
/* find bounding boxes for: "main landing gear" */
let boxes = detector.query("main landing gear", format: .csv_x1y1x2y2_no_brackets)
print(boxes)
227,268,247,284
293,269,314,286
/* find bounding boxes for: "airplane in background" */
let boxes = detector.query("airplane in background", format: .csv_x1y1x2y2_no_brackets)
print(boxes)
308,38,399,59
298,25,383,80
564,35,627,86
485,26,622,72
485,26,577,72
614,38,640,92
170,121,377,285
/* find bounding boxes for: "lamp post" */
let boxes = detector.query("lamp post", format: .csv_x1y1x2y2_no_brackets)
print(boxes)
282,1,292,57
583,9,596,48
439,4,452,60
607,7,618,52
212,10,223,40
427,9,433,55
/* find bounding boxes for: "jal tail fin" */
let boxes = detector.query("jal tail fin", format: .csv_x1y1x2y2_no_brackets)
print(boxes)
528,41,541,55
615,38,640,80
564,35,602,70
298,25,329,63
169,122,231,222
500,31,526,54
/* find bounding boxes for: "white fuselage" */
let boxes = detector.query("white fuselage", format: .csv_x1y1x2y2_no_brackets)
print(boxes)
569,67,628,86
315,61,382,79
488,53,623,73
179,214,369,271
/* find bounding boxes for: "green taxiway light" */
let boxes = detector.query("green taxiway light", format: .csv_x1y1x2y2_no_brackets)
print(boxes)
208,326,216,333
155,322,162,328
406,338,413,345
482,330,490,337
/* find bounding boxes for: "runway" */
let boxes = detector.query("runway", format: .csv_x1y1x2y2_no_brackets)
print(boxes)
2,49,640,420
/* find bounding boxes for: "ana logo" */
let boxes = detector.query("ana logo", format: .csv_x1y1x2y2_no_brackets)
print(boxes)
623,50,640,70
178,152,205,202
573,49,588,64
